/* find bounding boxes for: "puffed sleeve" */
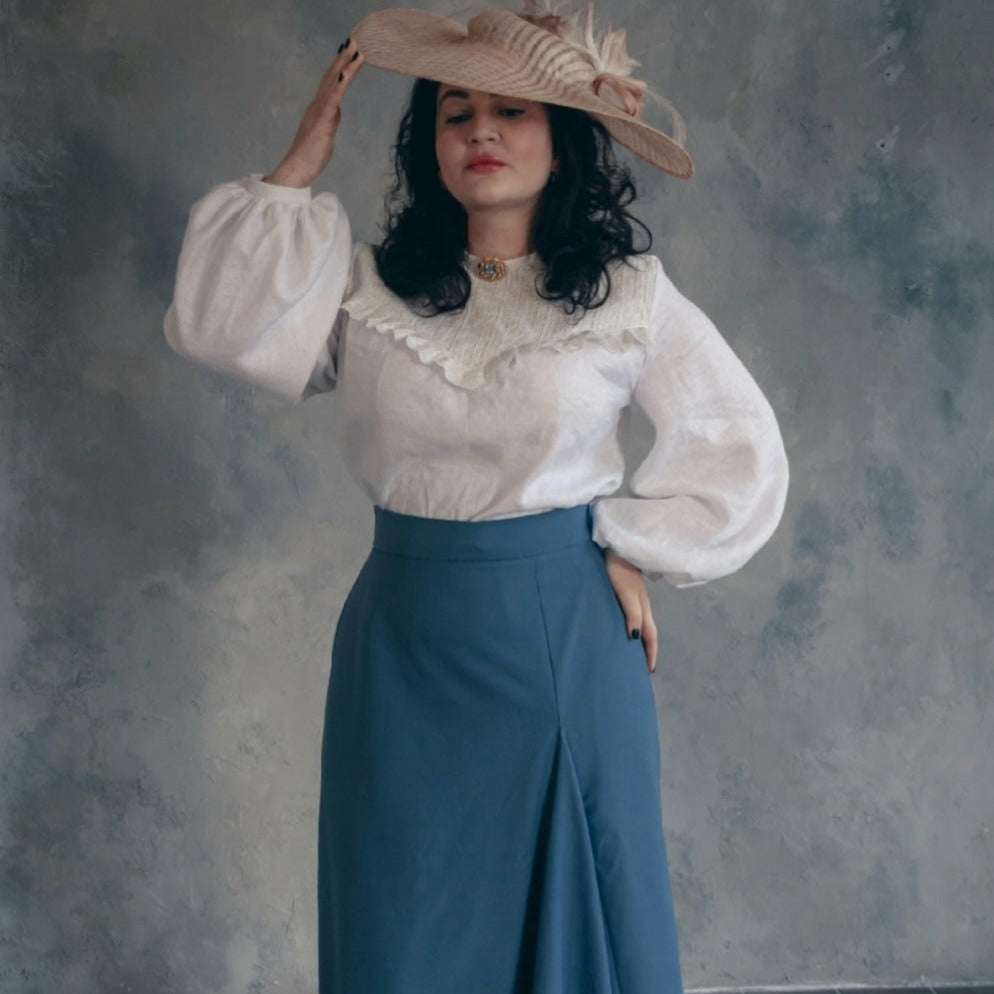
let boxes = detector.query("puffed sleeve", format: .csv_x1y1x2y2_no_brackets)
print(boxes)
591,257,789,586
163,174,352,400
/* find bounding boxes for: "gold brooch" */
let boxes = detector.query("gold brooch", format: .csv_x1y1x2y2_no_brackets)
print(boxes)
476,257,507,282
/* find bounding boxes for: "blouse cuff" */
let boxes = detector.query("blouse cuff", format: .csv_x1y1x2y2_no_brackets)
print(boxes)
591,503,711,587
246,172,313,205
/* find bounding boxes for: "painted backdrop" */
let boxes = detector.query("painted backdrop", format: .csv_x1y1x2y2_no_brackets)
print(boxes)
2,0,992,990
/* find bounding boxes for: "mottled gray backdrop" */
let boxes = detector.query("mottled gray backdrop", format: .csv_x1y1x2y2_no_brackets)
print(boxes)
2,0,992,991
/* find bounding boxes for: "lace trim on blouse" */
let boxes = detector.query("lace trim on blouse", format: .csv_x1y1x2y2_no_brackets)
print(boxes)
342,244,658,389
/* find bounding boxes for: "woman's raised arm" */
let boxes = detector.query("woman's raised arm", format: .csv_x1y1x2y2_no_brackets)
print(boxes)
163,41,365,400
266,38,365,188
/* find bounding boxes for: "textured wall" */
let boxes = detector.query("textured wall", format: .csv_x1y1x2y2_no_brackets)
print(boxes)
2,0,992,991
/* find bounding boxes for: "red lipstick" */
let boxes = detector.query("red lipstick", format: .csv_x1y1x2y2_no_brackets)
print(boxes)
466,155,506,172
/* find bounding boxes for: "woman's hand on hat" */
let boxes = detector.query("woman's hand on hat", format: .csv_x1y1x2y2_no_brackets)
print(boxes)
604,549,658,673
264,38,365,189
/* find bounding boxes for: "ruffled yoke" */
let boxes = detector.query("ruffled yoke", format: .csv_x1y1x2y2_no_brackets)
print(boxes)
343,245,657,389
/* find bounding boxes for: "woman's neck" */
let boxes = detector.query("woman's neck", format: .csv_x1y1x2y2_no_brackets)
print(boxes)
466,209,533,260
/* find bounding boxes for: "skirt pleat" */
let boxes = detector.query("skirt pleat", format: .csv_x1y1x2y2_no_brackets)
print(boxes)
318,505,683,994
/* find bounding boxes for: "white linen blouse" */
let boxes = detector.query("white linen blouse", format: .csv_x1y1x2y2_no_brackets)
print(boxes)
164,174,788,586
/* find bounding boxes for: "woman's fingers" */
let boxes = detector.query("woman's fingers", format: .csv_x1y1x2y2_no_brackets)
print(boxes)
640,598,658,673
603,550,658,673
304,40,365,157
320,37,364,93
604,550,642,641
622,593,642,642
265,39,365,188
626,588,658,673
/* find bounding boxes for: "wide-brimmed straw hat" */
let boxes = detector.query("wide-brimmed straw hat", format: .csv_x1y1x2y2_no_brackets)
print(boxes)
351,2,693,177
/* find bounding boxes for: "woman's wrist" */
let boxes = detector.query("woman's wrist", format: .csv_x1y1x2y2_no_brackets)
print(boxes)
262,159,314,189
604,548,641,575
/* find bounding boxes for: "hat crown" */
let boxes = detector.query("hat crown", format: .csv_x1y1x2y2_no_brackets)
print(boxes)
464,6,650,118
465,8,596,80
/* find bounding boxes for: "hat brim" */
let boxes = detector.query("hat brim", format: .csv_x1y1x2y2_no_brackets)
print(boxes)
352,8,693,178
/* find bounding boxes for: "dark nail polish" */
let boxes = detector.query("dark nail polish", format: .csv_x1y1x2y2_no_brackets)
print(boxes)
346,36,351,45
337,42,345,53
350,50,359,61
630,628,640,641
338,72,344,82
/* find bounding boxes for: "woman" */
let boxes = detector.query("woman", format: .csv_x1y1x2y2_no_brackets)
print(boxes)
165,4,789,992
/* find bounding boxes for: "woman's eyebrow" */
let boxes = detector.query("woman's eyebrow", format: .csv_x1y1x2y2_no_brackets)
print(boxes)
438,88,470,104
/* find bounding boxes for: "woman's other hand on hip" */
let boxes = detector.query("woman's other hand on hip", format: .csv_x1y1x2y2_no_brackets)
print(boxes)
603,549,658,673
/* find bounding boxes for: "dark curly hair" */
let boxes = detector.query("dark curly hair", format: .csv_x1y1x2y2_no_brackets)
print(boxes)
373,78,652,316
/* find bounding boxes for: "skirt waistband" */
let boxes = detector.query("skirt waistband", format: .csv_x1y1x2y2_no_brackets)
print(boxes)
372,505,594,562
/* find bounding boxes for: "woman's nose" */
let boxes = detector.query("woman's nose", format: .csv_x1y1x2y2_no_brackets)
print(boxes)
469,112,499,143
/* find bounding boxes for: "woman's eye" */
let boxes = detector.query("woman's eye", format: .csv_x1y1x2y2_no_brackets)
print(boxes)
499,107,525,118
445,112,470,124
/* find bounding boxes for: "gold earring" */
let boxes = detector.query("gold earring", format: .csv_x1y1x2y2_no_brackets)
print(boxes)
550,157,560,175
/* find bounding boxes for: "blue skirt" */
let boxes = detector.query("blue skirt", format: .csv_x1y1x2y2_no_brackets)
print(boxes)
319,505,683,994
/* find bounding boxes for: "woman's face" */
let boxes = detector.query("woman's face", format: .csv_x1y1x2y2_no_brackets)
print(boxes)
434,86,554,224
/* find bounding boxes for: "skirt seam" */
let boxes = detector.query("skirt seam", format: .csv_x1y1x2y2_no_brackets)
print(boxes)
530,560,563,721
559,728,622,992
